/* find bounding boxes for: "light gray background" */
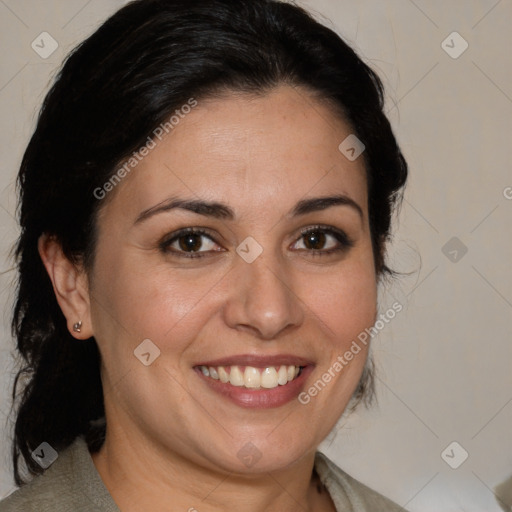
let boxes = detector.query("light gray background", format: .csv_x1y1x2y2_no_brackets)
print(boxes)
1,1,511,511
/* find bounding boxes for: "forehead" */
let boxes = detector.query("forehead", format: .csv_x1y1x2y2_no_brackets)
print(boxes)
102,85,368,221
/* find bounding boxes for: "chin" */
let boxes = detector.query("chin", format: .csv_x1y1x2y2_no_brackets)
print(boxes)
197,430,320,475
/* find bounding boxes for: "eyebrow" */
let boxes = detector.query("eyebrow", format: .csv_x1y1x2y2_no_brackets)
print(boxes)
134,194,363,224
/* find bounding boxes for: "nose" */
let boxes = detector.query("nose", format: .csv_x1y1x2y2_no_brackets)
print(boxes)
222,253,304,340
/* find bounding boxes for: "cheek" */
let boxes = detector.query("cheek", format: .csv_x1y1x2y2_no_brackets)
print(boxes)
89,247,222,355
305,257,377,347
90,232,376,362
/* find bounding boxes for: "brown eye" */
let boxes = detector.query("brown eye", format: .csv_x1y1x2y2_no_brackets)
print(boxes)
292,226,354,254
178,233,204,252
302,231,326,250
160,228,222,257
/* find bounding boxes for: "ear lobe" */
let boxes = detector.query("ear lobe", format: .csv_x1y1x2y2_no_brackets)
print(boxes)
38,234,93,339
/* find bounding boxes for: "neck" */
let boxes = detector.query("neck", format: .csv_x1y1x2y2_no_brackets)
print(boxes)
90,429,333,512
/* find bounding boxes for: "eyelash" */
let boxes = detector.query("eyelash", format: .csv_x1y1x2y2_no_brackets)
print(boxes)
159,225,354,259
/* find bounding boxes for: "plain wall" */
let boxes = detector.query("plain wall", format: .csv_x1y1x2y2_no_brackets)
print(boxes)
1,1,511,511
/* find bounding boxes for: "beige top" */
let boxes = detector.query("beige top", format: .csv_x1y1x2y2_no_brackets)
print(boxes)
0,436,406,511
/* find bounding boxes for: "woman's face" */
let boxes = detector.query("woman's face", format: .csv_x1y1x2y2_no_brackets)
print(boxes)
87,85,377,473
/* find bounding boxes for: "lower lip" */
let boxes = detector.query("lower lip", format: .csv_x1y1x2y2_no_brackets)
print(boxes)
195,366,314,409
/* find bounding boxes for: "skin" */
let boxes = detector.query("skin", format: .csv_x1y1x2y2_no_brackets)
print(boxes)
39,84,378,511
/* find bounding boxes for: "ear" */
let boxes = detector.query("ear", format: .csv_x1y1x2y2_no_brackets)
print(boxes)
38,234,93,340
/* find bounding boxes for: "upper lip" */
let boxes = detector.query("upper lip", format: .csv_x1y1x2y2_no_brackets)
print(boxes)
194,354,314,368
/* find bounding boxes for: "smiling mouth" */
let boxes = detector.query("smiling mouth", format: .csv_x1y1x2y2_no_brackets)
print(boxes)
197,364,304,390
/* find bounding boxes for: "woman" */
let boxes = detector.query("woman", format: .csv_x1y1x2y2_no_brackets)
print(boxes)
1,0,408,510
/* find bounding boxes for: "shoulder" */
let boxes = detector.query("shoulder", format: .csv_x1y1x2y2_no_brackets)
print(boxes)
0,445,75,512
0,436,119,512
0,475,71,512
314,451,407,512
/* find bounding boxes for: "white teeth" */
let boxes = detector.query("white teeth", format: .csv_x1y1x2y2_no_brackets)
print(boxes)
244,366,261,388
218,366,229,383
201,364,302,389
277,365,288,385
229,366,245,386
261,367,278,388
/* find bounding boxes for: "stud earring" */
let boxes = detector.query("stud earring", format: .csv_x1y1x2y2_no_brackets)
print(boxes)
73,321,82,333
